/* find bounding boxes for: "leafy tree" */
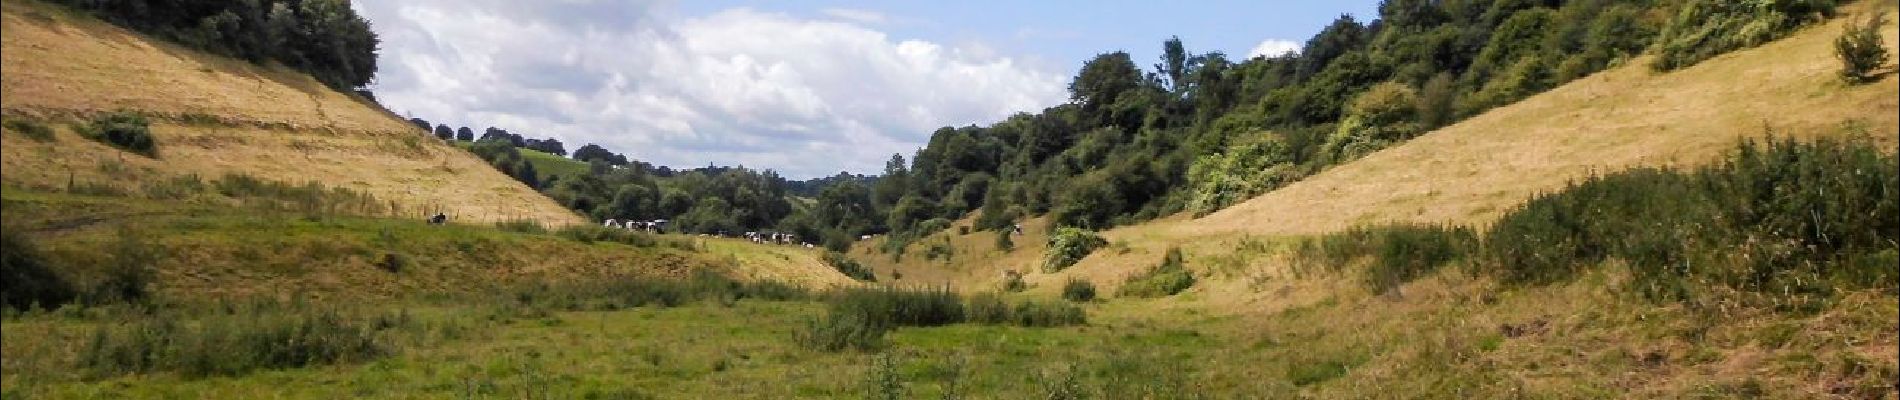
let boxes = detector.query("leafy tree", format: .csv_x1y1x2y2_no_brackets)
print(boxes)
1069,52,1145,126
433,124,454,141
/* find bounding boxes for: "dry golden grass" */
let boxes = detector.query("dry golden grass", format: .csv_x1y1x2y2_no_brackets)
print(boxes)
0,0,581,225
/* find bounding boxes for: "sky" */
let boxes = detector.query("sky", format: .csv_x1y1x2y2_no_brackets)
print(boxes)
352,1,1381,179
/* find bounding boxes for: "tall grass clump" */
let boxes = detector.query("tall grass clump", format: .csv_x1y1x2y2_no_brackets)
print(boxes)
1118,247,1198,298
823,251,876,282
504,271,808,312
1060,279,1096,302
1293,224,1475,293
78,111,157,156
798,287,1084,352
1043,228,1107,273
1485,135,1898,299
77,304,414,378
212,173,386,216
494,219,547,234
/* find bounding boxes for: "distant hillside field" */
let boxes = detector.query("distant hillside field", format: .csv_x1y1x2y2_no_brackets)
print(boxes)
0,0,582,226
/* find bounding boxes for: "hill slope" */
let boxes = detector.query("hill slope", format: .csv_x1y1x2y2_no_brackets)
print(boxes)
0,0,580,225
1183,5,1899,238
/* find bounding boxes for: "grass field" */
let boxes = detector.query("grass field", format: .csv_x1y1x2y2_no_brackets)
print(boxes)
1,0,1895,398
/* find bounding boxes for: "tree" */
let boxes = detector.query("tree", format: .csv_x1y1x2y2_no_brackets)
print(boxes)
433,124,453,141
1298,15,1369,81
1157,36,1190,92
514,161,540,189
455,127,474,141
1836,14,1890,84
408,118,430,132
574,144,629,166
1069,52,1144,125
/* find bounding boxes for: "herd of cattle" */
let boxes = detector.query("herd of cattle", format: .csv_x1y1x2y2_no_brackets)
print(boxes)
599,218,814,248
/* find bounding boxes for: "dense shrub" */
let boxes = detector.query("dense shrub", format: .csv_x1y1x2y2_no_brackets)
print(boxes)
1060,279,1097,302
79,111,156,156
1185,138,1297,215
1,229,77,311
1835,14,1890,84
3,118,55,141
1652,0,1838,71
1043,228,1107,273
823,251,876,282
1008,300,1087,327
1118,247,1196,298
1486,135,1897,298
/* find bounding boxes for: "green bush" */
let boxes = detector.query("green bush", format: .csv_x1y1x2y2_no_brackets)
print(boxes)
1060,279,1096,302
1118,247,1196,298
79,111,157,156
1,229,77,311
3,118,55,141
1485,135,1898,298
1652,0,1838,71
1043,228,1107,273
1835,13,1890,84
823,251,876,282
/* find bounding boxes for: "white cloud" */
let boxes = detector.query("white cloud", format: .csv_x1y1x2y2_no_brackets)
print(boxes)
354,2,1067,178
1247,39,1301,59
820,8,888,25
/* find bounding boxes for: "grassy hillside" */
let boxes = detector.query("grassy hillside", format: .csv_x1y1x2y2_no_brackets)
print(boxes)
0,0,581,225
1186,4,1899,238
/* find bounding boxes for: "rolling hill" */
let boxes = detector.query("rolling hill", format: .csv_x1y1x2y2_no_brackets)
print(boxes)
0,0,581,226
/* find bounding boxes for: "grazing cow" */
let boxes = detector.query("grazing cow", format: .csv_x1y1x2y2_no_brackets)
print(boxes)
604,219,618,228
428,213,447,225
1012,224,1024,235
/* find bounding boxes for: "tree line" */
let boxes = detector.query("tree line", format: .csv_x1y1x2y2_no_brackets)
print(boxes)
795,0,1845,254
53,0,380,91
